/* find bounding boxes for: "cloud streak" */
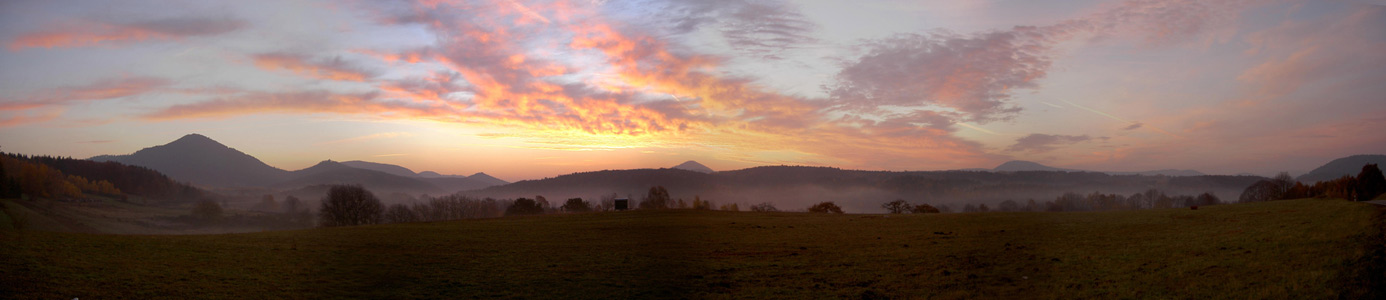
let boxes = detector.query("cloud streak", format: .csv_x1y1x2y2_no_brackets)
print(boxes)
1007,134,1093,153
0,77,171,111
8,17,244,50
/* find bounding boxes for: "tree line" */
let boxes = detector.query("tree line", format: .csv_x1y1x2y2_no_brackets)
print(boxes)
1239,164,1385,202
318,185,767,227
868,188,1221,215
0,151,205,203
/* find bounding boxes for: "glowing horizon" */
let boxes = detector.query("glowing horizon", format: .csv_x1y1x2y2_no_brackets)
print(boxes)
2,0,1385,181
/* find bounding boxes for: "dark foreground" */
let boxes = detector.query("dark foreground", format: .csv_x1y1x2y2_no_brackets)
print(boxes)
2,198,1383,299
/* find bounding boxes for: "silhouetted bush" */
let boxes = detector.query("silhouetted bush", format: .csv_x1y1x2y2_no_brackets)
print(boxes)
910,203,940,214
562,198,591,212
807,201,844,214
506,198,544,216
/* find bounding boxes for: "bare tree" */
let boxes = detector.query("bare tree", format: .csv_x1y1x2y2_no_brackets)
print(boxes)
750,202,779,212
318,184,384,227
384,203,417,223
1239,180,1282,203
882,199,912,214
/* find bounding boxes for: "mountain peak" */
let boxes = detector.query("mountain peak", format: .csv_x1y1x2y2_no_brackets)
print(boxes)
673,160,715,173
167,133,228,149
87,133,290,187
467,172,509,186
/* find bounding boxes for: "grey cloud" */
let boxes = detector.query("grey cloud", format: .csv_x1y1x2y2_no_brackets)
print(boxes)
1006,133,1093,153
607,0,818,59
824,29,1051,123
128,17,245,37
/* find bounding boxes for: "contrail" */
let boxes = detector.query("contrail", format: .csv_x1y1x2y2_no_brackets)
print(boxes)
955,122,1000,135
1060,99,1181,138
503,0,551,24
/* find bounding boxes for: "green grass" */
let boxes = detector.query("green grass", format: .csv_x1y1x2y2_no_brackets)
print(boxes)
1,198,1382,299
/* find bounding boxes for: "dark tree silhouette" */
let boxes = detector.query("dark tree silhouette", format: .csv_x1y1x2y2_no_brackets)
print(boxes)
1195,192,1221,206
506,197,544,216
750,202,779,212
1239,180,1282,203
318,184,384,227
562,197,592,212
639,186,670,209
807,201,845,214
1356,164,1385,201
1272,172,1295,199
384,203,418,223
882,199,912,214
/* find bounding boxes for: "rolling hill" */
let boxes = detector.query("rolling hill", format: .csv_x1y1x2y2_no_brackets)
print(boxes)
1297,154,1386,183
90,134,290,187
991,160,1204,176
88,134,509,194
280,160,445,194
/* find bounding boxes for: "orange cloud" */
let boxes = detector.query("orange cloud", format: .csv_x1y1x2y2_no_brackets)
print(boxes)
0,109,63,128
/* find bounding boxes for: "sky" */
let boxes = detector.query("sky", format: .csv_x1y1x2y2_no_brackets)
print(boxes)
1,0,1384,181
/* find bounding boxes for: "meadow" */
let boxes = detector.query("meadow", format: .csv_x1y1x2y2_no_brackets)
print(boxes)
1,198,1382,299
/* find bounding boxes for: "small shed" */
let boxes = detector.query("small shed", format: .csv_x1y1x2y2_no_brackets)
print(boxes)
614,198,629,211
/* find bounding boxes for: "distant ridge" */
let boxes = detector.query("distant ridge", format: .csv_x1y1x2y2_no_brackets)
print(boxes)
89,134,510,192
90,134,290,187
992,160,1204,176
281,160,443,194
993,161,1078,172
1297,154,1386,183
672,161,715,173
341,160,418,178
467,172,509,186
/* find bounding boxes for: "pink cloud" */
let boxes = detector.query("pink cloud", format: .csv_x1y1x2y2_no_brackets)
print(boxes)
0,77,170,111
252,53,377,82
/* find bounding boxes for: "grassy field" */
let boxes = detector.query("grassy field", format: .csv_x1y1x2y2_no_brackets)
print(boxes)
2,198,1383,299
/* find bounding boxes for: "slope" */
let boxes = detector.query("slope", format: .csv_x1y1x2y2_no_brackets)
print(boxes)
1298,154,1386,183
89,134,290,187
